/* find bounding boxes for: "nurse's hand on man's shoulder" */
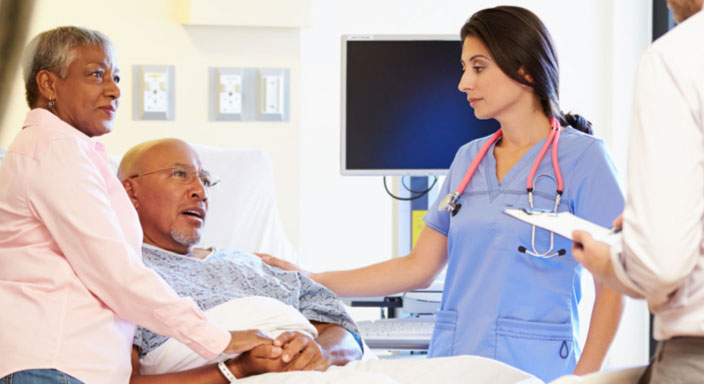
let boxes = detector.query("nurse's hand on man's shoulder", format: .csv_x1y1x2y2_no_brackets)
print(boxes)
224,329,282,354
255,253,311,277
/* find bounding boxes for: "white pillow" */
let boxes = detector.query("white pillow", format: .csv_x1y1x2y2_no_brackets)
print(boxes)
192,144,299,264
141,296,376,376
140,296,319,375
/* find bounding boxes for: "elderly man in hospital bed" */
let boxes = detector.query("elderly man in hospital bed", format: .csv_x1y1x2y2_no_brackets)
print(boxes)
115,138,542,384
118,138,364,381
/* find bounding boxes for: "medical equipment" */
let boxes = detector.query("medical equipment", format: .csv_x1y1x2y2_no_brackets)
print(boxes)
358,317,436,350
439,117,566,258
341,35,499,176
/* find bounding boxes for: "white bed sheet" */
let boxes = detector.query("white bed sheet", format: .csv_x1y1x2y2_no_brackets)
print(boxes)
141,297,542,384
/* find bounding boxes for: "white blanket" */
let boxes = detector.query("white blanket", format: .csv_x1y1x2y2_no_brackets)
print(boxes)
141,297,542,383
237,357,543,384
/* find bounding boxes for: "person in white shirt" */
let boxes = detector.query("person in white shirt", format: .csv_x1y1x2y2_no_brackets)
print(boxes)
572,0,704,382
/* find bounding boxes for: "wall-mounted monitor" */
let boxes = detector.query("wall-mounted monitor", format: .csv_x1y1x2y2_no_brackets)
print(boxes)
341,35,500,176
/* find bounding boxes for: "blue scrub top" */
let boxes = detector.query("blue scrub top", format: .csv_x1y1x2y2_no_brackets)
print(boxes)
424,127,624,382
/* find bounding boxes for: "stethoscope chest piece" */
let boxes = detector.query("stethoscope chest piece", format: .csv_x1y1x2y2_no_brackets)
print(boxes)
440,192,462,216
438,193,455,211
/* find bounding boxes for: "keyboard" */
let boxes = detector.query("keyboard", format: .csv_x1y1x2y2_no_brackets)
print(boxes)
358,317,436,350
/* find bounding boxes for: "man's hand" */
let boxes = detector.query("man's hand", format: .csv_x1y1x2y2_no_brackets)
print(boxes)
573,217,643,298
231,332,329,377
572,231,613,278
229,343,288,377
255,253,311,277
224,329,281,354
572,214,622,278
276,331,330,372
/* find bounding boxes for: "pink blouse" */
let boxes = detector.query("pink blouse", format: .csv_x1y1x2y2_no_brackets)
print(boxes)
0,109,229,383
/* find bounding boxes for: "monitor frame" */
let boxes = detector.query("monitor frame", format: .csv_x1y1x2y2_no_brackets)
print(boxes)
340,34,468,177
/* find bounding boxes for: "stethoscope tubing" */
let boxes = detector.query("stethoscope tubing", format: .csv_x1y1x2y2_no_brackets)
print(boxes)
450,117,562,197
526,119,563,193
441,117,566,258
456,129,503,194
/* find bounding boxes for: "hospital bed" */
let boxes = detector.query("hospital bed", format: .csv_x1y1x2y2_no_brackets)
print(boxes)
0,144,647,383
141,144,647,384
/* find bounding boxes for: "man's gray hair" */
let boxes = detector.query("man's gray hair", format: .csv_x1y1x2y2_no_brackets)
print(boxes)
22,26,114,108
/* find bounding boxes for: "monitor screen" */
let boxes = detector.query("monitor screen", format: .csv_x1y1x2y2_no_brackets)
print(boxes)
341,35,500,176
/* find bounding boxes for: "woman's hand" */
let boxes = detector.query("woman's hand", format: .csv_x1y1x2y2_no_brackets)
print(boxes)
224,329,282,354
276,331,330,372
255,253,311,277
230,343,290,377
230,332,328,378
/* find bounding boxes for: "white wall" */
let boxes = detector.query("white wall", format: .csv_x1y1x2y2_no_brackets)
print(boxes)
0,0,303,248
298,0,651,367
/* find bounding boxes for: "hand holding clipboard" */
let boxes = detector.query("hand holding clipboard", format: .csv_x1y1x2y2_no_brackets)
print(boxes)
504,209,620,245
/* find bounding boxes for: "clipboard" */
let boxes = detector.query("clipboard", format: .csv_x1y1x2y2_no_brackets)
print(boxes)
504,209,617,244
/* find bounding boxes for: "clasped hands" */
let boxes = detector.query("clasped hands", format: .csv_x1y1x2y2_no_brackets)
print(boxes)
223,329,330,378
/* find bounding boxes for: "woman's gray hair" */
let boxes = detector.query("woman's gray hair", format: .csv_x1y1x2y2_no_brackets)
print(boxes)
22,26,114,108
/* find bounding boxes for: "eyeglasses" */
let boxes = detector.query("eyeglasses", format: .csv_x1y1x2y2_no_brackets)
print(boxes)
130,165,221,188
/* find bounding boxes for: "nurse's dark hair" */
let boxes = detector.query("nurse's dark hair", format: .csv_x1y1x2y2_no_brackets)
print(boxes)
460,6,592,135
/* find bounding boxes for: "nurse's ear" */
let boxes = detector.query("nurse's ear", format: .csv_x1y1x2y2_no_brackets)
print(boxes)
517,67,534,88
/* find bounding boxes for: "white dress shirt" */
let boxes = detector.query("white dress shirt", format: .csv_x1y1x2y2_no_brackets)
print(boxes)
610,10,704,340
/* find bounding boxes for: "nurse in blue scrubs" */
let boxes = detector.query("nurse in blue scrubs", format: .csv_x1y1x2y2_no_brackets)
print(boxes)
260,6,624,382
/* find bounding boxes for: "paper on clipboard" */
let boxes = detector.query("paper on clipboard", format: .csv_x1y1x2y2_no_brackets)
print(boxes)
504,209,618,245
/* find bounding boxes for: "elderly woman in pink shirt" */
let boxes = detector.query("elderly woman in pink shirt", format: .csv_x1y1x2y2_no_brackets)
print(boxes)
0,27,277,384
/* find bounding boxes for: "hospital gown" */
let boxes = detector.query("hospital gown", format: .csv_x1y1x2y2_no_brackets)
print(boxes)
424,126,624,382
134,244,360,357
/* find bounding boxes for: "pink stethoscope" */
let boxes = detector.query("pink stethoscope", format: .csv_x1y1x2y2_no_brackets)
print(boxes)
439,117,566,258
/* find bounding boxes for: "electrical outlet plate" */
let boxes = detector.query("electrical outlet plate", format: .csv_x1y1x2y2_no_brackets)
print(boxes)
209,67,289,122
133,65,175,120
210,67,249,121
256,68,290,122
